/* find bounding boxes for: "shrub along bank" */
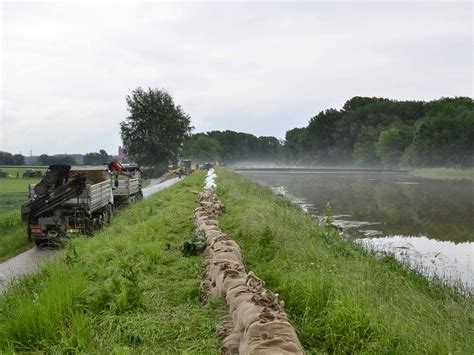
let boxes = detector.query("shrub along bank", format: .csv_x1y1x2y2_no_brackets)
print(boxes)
216,168,473,354
0,171,224,353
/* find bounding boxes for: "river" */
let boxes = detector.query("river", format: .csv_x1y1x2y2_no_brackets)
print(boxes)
239,171,474,292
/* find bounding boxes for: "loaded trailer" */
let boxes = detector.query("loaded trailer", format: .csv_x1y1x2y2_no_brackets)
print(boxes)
21,165,114,245
111,163,143,205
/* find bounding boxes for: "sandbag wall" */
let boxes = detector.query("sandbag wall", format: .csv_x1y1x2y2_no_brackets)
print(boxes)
194,169,304,355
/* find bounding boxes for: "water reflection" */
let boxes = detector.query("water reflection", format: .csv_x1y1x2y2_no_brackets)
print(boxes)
358,236,474,290
243,172,474,290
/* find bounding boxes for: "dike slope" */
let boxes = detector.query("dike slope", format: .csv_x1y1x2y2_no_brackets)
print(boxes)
215,168,473,354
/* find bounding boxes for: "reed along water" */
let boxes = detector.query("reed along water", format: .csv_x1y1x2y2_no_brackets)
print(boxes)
239,170,474,292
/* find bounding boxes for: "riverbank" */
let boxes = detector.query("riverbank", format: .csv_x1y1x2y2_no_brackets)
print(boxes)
410,167,474,181
216,168,472,353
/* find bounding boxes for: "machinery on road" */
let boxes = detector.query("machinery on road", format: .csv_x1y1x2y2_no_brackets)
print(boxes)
179,159,192,175
110,163,143,205
22,169,43,178
21,163,142,245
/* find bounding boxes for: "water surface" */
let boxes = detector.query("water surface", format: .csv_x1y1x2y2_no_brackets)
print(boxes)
241,171,474,291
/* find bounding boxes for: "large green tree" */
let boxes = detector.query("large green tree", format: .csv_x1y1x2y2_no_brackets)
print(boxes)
183,134,222,162
120,87,192,167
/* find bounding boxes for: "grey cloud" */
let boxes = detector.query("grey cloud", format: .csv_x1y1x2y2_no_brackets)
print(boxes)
1,1,472,155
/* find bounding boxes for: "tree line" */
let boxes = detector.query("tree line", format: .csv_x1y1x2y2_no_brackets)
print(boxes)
3,89,473,170
181,97,473,168
0,151,25,165
120,88,473,169
285,96,473,167
0,151,113,166
182,131,283,163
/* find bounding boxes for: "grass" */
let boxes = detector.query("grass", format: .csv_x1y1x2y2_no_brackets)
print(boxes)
410,168,474,181
0,212,32,262
0,171,224,353
0,178,39,194
0,178,38,260
0,166,46,178
216,168,473,354
1,168,472,353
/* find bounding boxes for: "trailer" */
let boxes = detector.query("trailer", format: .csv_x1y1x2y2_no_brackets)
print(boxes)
111,163,143,206
21,165,113,245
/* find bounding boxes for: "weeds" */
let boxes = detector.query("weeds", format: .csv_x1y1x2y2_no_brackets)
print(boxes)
182,230,206,256
0,211,31,261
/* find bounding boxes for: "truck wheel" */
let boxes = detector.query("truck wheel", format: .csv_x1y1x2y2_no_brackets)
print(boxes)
84,217,94,235
105,204,113,223
34,239,47,247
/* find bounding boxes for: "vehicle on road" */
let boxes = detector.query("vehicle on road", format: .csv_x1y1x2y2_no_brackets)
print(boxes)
21,163,142,245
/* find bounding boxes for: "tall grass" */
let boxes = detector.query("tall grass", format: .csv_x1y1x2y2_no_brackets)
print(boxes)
0,211,31,261
216,168,473,353
0,178,36,259
0,172,223,353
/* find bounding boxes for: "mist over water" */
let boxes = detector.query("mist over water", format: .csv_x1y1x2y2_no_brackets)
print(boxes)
238,168,474,291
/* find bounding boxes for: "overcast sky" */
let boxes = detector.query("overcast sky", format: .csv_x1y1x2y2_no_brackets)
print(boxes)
1,1,472,156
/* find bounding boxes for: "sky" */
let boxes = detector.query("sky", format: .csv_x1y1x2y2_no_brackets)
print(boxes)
0,1,472,156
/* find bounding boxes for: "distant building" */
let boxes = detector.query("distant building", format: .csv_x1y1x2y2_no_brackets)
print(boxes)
118,146,128,163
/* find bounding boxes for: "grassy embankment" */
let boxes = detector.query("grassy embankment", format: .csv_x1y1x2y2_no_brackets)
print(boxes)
0,168,472,353
0,171,224,353
0,178,40,261
410,167,474,181
216,168,473,354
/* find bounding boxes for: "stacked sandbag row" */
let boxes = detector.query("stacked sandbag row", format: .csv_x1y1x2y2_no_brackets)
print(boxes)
193,171,304,355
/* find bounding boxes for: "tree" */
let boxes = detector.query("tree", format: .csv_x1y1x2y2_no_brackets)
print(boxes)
120,87,192,168
183,134,222,162
0,151,14,165
84,150,110,165
375,122,413,167
38,154,76,165
12,154,25,165
99,149,110,163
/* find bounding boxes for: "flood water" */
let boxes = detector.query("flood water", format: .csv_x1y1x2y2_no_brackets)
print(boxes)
240,171,474,291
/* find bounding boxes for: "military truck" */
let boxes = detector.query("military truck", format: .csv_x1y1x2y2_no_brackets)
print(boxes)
22,165,113,245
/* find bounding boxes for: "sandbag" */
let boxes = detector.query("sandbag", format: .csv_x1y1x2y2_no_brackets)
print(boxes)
221,331,241,355
240,320,304,355
192,179,304,355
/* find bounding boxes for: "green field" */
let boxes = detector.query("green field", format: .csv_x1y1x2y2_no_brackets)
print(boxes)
410,168,474,181
0,166,46,179
0,178,38,260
